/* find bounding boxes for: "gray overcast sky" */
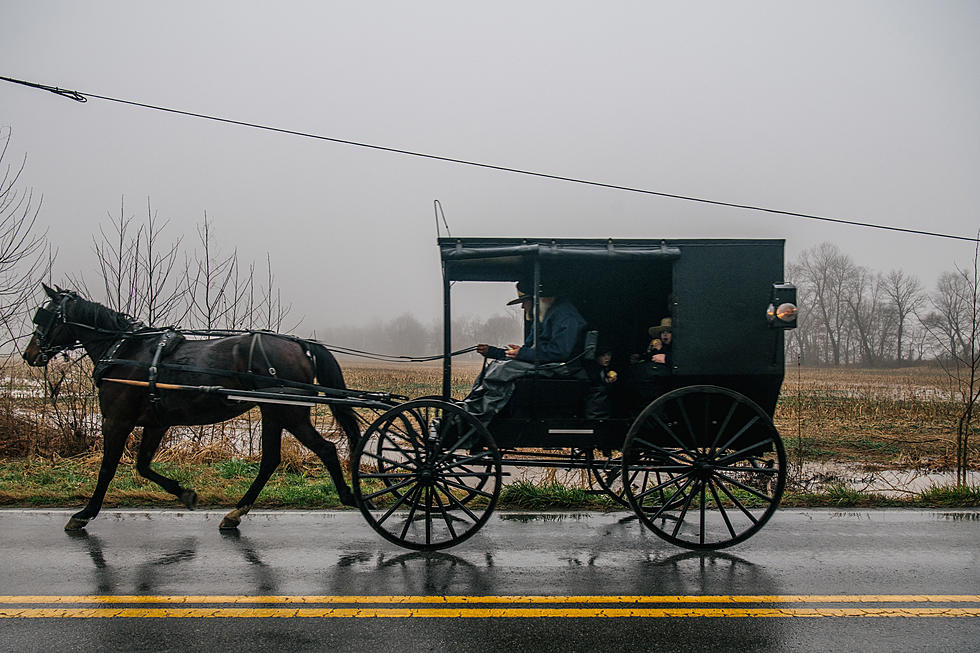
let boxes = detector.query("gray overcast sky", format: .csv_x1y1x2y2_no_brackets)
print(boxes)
2,1,978,334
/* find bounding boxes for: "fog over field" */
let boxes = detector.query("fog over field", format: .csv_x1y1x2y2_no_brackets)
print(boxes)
2,1,978,336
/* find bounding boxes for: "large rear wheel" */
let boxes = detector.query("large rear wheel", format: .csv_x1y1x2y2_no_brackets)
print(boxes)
622,385,786,550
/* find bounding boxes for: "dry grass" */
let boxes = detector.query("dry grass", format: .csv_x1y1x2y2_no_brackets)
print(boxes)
776,366,973,469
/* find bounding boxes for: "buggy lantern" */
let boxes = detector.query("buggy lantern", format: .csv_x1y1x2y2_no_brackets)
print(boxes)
767,283,798,328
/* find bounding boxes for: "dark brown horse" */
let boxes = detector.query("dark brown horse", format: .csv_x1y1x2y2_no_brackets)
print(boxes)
23,284,361,531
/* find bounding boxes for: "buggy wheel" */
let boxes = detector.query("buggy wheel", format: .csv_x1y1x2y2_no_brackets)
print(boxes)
622,385,786,550
587,450,690,510
353,399,501,550
586,451,629,507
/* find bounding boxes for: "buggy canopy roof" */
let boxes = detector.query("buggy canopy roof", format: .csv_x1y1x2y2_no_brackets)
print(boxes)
439,237,683,282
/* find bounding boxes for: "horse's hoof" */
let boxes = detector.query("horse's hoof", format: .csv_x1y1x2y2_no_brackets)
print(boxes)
338,485,358,508
219,505,249,529
65,517,90,531
179,489,198,510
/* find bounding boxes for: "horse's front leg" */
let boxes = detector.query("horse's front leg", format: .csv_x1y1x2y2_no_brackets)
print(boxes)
65,419,133,531
220,419,283,530
136,425,197,510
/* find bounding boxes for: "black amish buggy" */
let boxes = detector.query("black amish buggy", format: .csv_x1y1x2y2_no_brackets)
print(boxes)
25,236,796,553
349,237,798,551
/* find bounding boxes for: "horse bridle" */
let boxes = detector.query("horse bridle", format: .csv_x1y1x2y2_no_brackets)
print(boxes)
30,292,76,364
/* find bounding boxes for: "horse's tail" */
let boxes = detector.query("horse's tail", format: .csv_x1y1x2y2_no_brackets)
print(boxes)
307,342,361,456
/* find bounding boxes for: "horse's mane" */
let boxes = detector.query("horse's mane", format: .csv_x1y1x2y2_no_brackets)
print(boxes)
67,294,144,333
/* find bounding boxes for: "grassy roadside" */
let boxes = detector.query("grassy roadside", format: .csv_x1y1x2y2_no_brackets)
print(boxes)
2,458,978,510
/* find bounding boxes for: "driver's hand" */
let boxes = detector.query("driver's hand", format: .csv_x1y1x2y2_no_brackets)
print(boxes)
476,343,491,357
504,344,521,359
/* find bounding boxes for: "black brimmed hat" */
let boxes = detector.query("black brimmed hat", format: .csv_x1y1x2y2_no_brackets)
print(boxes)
506,280,559,305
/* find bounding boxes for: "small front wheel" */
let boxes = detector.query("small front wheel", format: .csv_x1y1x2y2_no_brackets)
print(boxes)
353,399,501,550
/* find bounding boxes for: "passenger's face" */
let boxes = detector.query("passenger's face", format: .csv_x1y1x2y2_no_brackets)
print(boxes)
662,330,672,343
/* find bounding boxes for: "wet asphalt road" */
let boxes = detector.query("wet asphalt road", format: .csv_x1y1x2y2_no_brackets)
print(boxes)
1,508,978,652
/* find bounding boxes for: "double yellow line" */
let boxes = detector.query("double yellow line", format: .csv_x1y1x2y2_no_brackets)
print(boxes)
1,595,979,618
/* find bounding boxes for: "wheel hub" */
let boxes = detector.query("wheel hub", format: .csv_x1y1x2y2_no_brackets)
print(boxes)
693,457,714,480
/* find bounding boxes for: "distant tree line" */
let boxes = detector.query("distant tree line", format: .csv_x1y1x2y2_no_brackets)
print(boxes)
787,241,975,367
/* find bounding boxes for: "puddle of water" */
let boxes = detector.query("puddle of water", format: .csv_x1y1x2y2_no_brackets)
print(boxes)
795,461,979,496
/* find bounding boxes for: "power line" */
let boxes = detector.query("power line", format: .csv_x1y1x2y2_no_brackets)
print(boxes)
2,74,976,243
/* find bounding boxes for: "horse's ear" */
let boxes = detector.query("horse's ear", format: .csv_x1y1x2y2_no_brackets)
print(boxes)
42,283,58,299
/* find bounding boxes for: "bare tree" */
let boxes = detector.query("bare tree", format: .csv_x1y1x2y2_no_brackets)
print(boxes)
260,254,294,332
138,200,183,325
183,213,238,330
926,270,972,361
90,198,140,315
0,128,49,353
796,243,855,365
845,267,898,366
919,243,980,487
882,269,924,363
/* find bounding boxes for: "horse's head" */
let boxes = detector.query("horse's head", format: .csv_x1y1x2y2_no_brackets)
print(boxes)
23,283,80,366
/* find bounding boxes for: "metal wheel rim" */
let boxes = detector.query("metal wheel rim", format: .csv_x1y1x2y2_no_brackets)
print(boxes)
353,399,501,550
623,385,786,550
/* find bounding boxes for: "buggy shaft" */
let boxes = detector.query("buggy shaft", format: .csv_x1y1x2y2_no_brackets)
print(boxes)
101,377,392,410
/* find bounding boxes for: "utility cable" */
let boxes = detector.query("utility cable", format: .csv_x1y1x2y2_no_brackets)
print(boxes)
2,74,975,243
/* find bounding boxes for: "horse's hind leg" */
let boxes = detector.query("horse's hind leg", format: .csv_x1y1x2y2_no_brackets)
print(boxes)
136,426,197,510
65,419,131,531
220,420,283,530
285,415,356,507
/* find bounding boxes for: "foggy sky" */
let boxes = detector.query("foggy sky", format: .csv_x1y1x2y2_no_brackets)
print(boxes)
2,1,978,336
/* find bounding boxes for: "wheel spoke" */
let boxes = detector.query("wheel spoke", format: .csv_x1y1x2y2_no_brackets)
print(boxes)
714,438,774,467
435,480,481,523
431,487,458,540
424,486,432,546
698,480,707,545
398,484,425,540
707,478,738,539
670,479,701,538
713,469,776,504
675,395,697,446
360,450,417,473
645,474,696,522
438,449,496,470
712,474,761,525
381,437,421,464
386,415,425,448
437,424,481,464
712,463,778,475
376,482,420,527
714,416,761,457
362,476,417,501
631,438,693,465
440,477,496,499
635,469,693,501
709,400,739,456
358,471,414,480
650,413,698,458
441,471,497,479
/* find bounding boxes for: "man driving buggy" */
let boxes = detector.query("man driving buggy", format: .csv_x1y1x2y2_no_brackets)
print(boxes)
463,280,588,426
